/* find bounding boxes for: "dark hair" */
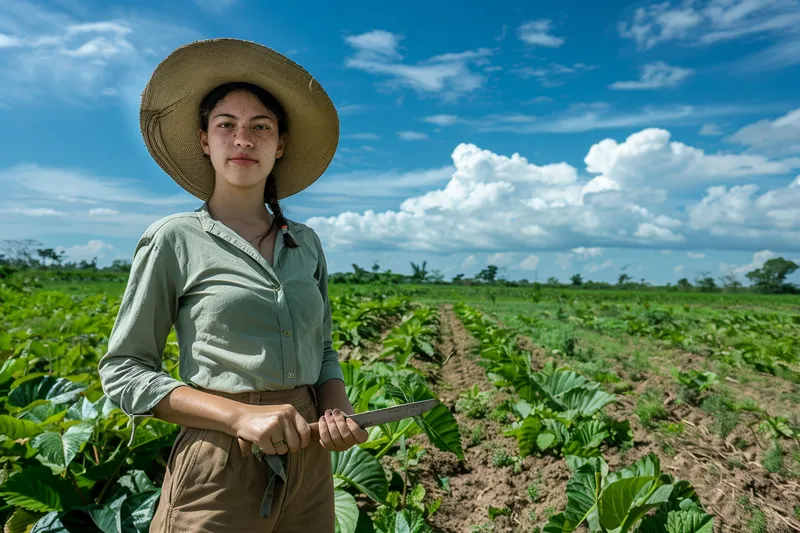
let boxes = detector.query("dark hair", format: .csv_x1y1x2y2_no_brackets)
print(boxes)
199,81,298,249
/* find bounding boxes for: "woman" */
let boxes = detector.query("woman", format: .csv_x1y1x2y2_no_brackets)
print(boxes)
98,38,368,532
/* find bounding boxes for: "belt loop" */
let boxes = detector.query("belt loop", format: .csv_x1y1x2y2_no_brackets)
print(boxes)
249,391,259,405
308,385,318,406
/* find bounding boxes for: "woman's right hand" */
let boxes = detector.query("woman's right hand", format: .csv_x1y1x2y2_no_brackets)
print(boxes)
231,403,312,456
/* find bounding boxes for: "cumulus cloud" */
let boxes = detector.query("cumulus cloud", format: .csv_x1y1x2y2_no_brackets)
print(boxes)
727,107,800,157
487,252,513,266
461,255,476,269
720,250,778,276
343,30,494,100
520,255,540,270
687,178,800,243
306,127,800,256
688,252,705,259
673,264,685,272
586,259,614,272
609,61,693,90
423,115,465,127
55,239,116,263
571,247,604,259
517,19,565,47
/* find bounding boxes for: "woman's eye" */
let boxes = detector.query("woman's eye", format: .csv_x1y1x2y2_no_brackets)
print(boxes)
255,124,270,130
218,122,232,128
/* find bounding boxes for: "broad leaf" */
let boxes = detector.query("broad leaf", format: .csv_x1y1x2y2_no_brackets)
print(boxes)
666,510,714,533
31,422,93,473
597,476,657,530
512,415,542,457
542,512,570,533
119,491,161,533
414,403,464,460
0,465,79,512
562,388,616,418
334,488,359,533
66,397,100,422
0,414,44,440
572,420,609,451
393,509,431,533
535,369,589,399
9,376,85,408
117,470,157,495
331,446,388,504
563,464,602,530
4,507,41,533
537,432,556,451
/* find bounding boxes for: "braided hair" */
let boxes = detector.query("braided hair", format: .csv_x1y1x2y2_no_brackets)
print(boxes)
199,81,299,250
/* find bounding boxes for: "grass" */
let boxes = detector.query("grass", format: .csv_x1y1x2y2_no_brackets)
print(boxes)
701,394,740,439
635,389,669,429
455,385,492,419
762,441,784,474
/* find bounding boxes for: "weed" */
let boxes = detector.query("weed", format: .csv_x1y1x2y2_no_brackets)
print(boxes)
636,389,669,429
702,394,740,438
728,458,744,469
469,523,494,533
739,496,767,533
526,471,543,502
468,424,485,448
528,509,538,522
762,441,784,474
795,506,800,521
456,384,492,419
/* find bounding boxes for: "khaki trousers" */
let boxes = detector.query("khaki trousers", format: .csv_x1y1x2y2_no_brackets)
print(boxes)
149,385,335,532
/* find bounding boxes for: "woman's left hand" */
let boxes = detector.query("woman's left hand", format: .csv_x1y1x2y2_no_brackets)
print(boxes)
317,409,369,451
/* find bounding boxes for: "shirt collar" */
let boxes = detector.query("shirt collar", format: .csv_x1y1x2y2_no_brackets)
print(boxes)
195,201,304,235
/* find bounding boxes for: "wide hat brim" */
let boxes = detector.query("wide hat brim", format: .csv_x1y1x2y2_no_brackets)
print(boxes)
140,38,339,201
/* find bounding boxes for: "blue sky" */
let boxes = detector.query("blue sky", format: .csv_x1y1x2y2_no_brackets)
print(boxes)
1,0,799,285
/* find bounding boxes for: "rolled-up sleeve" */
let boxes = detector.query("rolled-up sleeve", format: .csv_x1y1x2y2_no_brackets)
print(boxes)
98,227,188,437
311,231,344,388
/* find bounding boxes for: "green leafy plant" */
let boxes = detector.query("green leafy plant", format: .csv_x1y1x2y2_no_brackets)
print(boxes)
543,454,714,532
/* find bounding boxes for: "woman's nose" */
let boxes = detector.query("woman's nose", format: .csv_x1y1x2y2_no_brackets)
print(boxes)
234,127,254,147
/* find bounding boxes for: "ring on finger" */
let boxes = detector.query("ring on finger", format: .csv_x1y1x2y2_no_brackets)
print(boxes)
272,439,287,448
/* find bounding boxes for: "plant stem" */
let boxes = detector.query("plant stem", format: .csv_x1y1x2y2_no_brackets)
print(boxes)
375,424,415,460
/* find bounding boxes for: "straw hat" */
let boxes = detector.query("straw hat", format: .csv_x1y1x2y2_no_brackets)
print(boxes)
140,38,339,201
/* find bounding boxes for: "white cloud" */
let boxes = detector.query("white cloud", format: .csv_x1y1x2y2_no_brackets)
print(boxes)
529,96,555,104
583,128,796,193
510,63,597,87
461,255,476,269
687,179,800,240
398,131,430,141
487,252,513,266
571,247,604,259
720,250,777,276
0,207,66,216
556,253,573,271
688,252,705,259
55,239,116,263
610,61,693,90
699,123,723,136
517,19,565,47
423,114,465,127
0,1,200,106
477,103,777,134
727,107,800,157
618,0,800,50
586,259,613,273
89,208,119,216
306,130,800,255
673,264,685,272
343,30,494,100
345,133,381,141
520,255,540,270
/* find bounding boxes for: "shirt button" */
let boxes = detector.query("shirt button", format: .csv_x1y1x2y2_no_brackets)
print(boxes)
287,372,295,379
283,330,291,337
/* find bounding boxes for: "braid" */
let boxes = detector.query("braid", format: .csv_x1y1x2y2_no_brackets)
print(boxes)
264,172,299,249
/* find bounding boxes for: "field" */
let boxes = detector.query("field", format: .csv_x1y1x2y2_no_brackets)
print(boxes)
1,275,799,533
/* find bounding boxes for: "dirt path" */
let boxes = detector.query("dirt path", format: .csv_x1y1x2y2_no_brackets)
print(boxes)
411,305,571,533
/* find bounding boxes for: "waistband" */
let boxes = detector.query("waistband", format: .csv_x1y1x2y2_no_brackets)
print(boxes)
194,385,316,413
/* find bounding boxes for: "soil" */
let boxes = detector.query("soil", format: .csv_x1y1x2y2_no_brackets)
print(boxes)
408,305,800,533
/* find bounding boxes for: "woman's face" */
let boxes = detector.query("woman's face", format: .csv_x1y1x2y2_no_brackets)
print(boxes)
199,90,285,195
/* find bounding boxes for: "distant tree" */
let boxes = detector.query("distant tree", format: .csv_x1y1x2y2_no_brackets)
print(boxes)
371,260,380,273
410,261,429,282
428,269,444,283
351,263,369,283
1,239,42,267
694,271,717,292
476,265,499,283
676,278,692,291
546,276,560,286
570,273,583,287
452,273,465,283
617,272,632,285
746,257,799,293
110,259,132,272
718,272,742,292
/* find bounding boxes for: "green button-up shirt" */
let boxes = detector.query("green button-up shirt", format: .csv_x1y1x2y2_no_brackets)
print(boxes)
98,202,344,434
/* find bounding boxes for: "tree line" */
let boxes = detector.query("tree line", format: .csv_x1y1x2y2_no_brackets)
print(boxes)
2,239,797,293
